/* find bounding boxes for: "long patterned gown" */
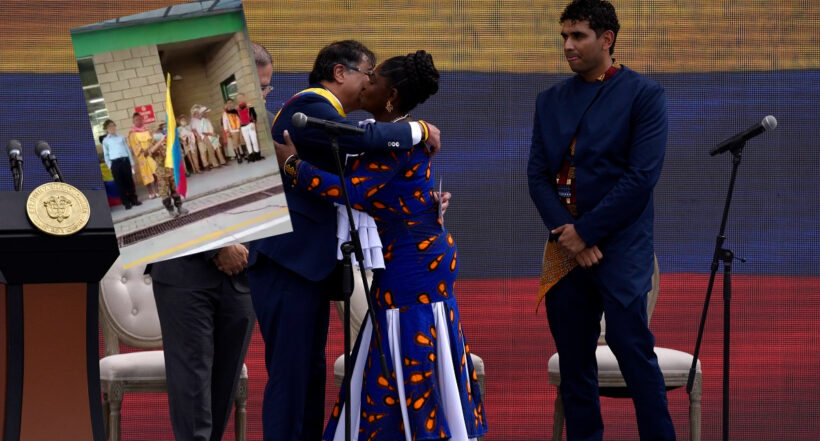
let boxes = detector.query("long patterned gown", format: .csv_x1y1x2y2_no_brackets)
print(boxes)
290,141,488,441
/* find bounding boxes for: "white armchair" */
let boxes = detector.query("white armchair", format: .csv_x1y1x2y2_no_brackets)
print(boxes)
547,257,702,440
98,257,248,441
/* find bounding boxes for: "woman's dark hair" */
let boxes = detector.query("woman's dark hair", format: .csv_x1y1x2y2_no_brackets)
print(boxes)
560,0,620,55
379,50,439,113
103,119,115,130
308,40,376,84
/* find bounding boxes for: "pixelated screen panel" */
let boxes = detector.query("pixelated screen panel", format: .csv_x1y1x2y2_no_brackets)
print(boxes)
2,1,818,440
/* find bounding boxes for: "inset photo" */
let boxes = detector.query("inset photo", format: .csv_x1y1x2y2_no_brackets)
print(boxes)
70,0,290,268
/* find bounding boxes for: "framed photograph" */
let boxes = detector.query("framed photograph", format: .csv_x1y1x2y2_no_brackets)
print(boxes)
70,0,291,268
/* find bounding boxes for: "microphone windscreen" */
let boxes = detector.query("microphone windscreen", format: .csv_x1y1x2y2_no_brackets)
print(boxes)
35,141,51,157
762,115,777,131
6,139,22,155
292,112,308,128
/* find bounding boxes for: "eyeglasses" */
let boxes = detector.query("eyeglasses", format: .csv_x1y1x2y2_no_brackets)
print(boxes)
345,65,374,78
261,84,274,94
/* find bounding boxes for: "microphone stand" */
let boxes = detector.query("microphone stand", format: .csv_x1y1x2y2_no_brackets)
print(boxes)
45,156,64,182
687,141,747,441
325,132,392,441
10,157,23,191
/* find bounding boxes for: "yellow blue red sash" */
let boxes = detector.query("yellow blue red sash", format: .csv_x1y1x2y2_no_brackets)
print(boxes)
272,87,346,128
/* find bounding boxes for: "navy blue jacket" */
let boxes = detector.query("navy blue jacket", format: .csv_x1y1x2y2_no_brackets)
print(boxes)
249,86,414,281
528,66,667,306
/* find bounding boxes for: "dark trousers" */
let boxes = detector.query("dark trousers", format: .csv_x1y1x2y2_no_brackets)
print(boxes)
153,278,255,441
547,268,675,441
248,256,332,441
110,157,138,207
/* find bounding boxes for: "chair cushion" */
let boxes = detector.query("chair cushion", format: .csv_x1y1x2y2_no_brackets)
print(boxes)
548,346,701,387
100,351,248,381
100,351,167,381
469,353,485,376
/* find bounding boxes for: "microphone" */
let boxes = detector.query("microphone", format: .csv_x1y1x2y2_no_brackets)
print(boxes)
7,139,23,191
710,115,777,156
291,112,365,136
34,141,64,182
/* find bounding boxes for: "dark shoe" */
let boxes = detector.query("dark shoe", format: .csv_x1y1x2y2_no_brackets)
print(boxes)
237,155,243,164
124,204,132,210
257,153,265,160
132,200,142,206
162,197,176,217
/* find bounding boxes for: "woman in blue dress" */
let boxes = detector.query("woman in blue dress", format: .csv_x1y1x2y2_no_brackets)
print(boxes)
275,50,487,441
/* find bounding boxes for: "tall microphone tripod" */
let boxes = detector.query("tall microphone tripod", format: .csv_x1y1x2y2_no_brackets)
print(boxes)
325,132,393,441
686,140,749,441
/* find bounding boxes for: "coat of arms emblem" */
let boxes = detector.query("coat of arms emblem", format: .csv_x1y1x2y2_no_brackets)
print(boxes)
43,195,73,223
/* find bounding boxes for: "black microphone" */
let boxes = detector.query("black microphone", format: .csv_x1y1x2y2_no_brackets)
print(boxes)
7,139,24,191
710,115,777,156
291,112,365,136
34,141,64,182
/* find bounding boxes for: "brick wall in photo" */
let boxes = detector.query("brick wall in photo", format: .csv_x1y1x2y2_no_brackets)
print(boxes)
93,45,166,131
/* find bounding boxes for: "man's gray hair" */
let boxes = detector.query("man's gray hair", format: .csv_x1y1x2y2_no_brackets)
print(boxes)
251,41,273,68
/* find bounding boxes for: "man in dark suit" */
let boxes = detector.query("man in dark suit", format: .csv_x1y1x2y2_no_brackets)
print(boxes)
247,40,440,441
147,42,276,441
528,1,675,440
150,245,254,441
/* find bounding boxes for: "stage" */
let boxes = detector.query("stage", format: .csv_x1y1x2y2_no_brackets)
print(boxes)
110,273,820,440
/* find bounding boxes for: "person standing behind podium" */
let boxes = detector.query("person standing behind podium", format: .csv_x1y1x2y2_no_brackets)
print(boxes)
527,1,673,440
101,119,141,209
247,40,441,441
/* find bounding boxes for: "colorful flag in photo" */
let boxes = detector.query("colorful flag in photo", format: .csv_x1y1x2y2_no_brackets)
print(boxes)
165,73,187,197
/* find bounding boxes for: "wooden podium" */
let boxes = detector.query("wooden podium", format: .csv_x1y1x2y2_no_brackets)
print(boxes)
1,189,118,441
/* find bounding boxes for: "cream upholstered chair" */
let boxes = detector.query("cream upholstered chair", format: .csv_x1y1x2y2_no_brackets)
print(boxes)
548,257,702,441
332,267,486,412
98,257,248,441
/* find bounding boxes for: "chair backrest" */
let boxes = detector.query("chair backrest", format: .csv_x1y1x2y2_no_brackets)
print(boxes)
99,257,162,355
599,255,660,344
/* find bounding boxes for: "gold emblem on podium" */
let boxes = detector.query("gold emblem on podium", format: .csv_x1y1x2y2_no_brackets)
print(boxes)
26,182,91,236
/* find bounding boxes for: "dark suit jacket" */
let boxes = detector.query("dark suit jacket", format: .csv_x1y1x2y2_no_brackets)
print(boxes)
249,85,415,282
148,248,249,293
528,65,667,307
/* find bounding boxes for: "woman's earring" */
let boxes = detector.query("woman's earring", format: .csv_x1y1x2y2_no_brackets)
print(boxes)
385,100,393,113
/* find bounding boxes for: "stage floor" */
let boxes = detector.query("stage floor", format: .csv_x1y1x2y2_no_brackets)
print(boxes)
109,273,820,440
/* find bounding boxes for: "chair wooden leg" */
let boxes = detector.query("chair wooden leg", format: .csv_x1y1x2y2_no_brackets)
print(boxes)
689,372,702,441
235,377,248,441
101,391,110,437
109,382,123,441
553,386,564,441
